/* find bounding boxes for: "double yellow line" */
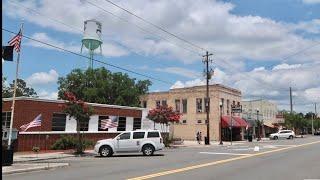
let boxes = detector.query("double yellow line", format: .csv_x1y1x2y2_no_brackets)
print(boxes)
128,141,320,180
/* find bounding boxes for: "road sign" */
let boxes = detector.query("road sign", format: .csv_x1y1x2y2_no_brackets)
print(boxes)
231,105,242,113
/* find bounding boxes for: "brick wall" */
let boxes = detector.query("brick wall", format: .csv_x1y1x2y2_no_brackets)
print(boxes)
2,99,142,132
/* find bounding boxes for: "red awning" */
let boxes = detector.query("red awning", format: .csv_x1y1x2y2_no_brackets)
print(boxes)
221,116,249,128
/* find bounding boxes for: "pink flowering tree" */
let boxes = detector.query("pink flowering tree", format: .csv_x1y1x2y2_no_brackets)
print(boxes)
59,92,94,154
147,105,181,134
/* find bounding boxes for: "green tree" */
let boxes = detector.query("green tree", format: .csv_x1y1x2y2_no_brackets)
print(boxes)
2,78,37,98
60,92,94,154
57,68,152,107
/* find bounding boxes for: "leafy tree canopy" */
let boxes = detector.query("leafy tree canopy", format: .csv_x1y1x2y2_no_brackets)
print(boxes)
2,77,37,98
57,68,152,107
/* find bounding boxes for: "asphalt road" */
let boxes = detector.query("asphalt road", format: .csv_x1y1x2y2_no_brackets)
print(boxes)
4,136,320,180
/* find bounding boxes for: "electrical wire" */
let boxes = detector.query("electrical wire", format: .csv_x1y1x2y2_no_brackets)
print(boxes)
3,28,175,85
101,0,207,52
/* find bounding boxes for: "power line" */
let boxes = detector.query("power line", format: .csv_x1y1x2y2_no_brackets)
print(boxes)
85,0,202,56
3,28,174,85
6,0,188,73
101,0,207,52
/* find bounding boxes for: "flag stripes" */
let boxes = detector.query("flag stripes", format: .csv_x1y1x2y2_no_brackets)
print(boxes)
100,117,118,129
8,30,22,52
20,114,42,132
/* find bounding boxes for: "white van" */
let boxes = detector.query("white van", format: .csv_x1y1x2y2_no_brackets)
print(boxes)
94,130,165,157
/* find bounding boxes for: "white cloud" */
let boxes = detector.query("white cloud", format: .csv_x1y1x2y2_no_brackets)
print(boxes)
3,0,319,64
272,63,302,70
38,90,58,100
302,0,320,4
155,67,201,78
26,32,128,57
291,19,320,34
26,69,59,85
171,63,320,112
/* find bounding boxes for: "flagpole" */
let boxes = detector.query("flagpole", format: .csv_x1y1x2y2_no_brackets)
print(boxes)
7,22,24,150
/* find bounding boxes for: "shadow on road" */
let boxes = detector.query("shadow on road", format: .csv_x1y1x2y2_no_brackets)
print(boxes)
94,154,165,158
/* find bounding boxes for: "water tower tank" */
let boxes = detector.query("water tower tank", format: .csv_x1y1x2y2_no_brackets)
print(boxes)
82,19,102,51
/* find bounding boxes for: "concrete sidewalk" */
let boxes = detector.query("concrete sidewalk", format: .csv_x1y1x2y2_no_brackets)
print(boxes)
2,163,69,175
13,150,95,163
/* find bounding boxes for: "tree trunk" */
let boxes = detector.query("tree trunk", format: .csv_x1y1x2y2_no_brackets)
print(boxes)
76,119,82,154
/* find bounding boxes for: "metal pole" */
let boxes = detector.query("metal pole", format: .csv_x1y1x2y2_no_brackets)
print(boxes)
7,23,24,150
257,110,261,141
202,51,212,145
219,104,223,145
290,87,293,114
230,112,233,146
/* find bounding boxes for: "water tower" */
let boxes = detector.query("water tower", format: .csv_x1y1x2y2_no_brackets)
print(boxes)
81,19,103,69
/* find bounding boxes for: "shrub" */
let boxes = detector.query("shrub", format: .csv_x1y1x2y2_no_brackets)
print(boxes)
51,135,94,150
51,135,76,150
32,146,40,152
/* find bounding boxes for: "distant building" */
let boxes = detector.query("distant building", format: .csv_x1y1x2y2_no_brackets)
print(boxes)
242,99,281,137
140,84,249,141
2,97,164,151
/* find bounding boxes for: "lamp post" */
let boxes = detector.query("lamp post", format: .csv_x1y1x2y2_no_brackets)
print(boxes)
219,101,223,145
256,108,261,141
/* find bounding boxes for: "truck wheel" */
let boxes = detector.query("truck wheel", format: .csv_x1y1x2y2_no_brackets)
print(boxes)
99,145,113,157
142,144,155,156
274,136,278,140
289,135,293,139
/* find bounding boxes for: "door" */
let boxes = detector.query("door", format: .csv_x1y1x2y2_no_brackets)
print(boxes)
132,132,146,152
117,132,135,152
279,131,287,138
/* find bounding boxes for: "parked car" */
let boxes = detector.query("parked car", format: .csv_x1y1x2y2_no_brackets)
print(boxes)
94,130,165,157
269,130,295,140
314,130,320,136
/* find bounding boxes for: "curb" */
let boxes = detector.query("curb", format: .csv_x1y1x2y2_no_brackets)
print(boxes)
3,163,69,175
14,155,75,163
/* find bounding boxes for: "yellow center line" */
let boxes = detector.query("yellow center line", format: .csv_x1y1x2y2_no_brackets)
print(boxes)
127,141,320,180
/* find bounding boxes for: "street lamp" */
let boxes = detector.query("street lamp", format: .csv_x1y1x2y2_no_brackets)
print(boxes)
219,101,223,145
256,108,261,141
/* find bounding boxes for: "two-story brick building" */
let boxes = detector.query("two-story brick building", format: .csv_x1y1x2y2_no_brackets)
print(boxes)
140,84,249,141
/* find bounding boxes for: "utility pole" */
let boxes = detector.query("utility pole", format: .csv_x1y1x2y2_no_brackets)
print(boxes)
202,51,213,145
289,87,293,114
312,103,317,135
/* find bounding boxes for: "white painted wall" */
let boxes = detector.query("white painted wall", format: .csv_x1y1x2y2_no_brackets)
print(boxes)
88,115,99,132
126,117,133,131
65,116,77,132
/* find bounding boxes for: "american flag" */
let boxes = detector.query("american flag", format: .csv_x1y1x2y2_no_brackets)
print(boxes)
8,29,22,52
20,114,42,132
100,116,118,129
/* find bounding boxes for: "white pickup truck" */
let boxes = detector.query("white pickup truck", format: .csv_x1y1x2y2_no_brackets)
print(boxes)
94,130,165,157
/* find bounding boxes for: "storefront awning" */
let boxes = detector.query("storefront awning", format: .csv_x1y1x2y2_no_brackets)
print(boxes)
221,116,250,128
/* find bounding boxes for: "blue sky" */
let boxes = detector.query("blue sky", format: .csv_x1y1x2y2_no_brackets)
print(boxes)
2,0,320,112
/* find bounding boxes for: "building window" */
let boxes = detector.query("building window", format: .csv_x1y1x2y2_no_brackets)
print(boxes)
162,100,167,107
117,117,126,131
197,120,202,124
227,99,230,115
205,120,208,124
175,99,181,112
133,118,142,130
196,98,203,113
98,115,109,131
221,98,225,114
182,120,187,124
80,120,89,131
232,101,235,106
52,113,66,131
156,100,161,107
142,101,147,108
2,112,11,129
182,99,187,113
237,102,240,106
204,98,210,112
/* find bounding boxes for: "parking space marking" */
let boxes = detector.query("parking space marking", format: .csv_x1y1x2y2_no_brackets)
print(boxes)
127,141,320,180
199,152,251,156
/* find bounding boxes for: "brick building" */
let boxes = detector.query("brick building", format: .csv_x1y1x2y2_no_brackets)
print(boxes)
140,84,249,141
2,97,163,151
